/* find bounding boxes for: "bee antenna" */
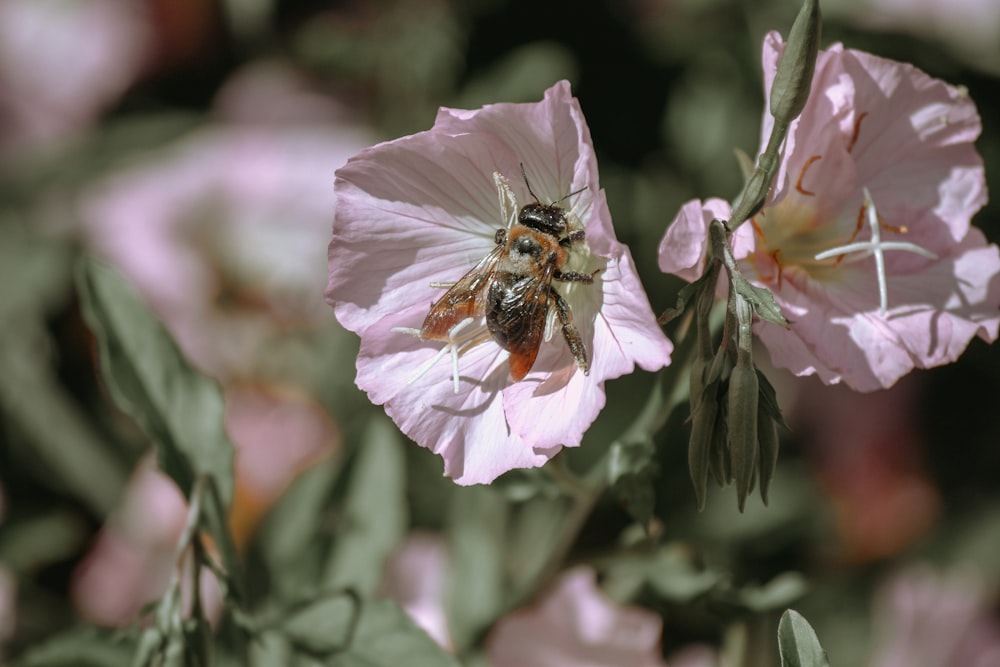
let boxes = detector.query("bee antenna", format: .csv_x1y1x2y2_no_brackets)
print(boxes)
519,162,541,203
520,162,589,205
557,185,588,204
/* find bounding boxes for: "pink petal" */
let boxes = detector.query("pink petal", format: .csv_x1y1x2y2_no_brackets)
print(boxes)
657,198,733,281
487,567,667,667
329,82,672,483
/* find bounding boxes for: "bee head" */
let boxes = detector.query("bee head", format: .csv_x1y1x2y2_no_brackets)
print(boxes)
518,202,567,237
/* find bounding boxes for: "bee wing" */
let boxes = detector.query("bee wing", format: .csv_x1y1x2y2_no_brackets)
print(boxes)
495,266,557,381
420,244,504,340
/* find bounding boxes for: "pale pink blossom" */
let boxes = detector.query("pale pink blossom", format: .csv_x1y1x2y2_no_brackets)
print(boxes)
380,533,453,651
72,385,338,626
868,565,1000,667
486,567,668,667
0,0,149,157
80,118,373,380
326,81,672,485
659,32,1000,392
790,375,940,562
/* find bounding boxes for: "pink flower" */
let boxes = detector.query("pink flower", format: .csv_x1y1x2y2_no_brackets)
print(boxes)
0,0,148,157
80,119,373,381
868,565,1000,667
659,32,1000,392
380,534,454,651
486,567,668,667
789,375,940,562
326,81,672,485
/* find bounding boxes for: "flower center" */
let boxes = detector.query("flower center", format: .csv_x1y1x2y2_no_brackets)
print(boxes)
748,193,848,288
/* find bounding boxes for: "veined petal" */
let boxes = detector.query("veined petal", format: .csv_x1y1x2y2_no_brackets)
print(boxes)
734,34,999,391
328,81,672,483
657,198,734,281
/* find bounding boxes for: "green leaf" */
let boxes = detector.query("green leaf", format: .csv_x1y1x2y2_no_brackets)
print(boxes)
756,369,789,429
0,218,73,326
730,272,788,327
76,256,234,505
609,438,658,526
323,416,407,595
0,225,127,516
612,470,656,529
605,544,722,604
259,458,343,598
283,595,460,667
0,510,89,573
0,330,128,517
505,496,571,600
14,627,134,667
658,269,715,325
739,572,809,612
778,609,831,667
446,486,508,651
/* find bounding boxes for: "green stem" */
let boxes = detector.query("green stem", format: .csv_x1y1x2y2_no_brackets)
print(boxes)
521,353,696,607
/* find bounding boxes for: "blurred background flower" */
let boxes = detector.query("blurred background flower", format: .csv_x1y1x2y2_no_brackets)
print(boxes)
867,565,1000,667
0,0,149,160
786,374,941,563
486,567,669,667
381,533,454,651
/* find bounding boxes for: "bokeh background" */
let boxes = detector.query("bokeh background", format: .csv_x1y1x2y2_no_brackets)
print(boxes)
1,0,999,664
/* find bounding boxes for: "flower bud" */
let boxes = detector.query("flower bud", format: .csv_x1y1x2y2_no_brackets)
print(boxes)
769,0,821,126
727,355,759,513
689,379,720,511
757,409,780,506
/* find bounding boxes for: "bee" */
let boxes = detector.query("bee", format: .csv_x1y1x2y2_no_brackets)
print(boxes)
406,167,597,390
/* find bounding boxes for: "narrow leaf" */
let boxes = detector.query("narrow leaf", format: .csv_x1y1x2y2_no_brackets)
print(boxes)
15,627,134,667
323,416,407,595
778,609,831,667
659,269,715,324
284,595,460,667
447,486,508,651
76,256,234,505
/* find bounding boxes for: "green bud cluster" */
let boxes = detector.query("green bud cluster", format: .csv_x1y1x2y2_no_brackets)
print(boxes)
667,0,820,511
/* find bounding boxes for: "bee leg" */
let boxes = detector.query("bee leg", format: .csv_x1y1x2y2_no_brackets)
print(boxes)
559,230,587,248
554,268,598,284
552,291,589,375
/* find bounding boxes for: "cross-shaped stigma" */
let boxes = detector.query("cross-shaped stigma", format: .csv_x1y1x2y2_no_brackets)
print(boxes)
814,187,938,315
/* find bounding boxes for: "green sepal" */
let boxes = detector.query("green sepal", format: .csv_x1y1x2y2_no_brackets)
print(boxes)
730,272,788,328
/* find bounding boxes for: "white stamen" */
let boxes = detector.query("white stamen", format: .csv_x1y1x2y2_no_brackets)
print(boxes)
813,187,938,315
394,317,487,394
